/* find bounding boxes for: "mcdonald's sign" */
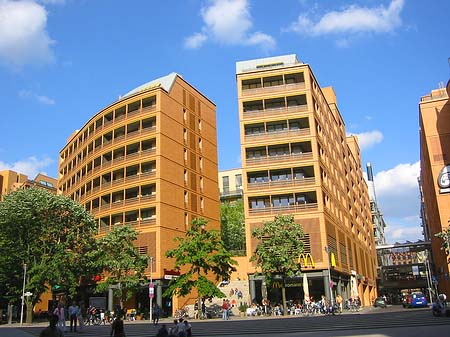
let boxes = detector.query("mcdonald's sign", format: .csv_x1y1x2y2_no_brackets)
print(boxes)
297,253,315,268
272,282,281,288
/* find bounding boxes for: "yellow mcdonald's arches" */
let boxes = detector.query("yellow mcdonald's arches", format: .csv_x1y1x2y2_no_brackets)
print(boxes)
297,253,315,268
272,282,281,288
330,252,336,267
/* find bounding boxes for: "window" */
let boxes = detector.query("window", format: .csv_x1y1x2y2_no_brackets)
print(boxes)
272,194,294,207
235,174,242,189
250,197,270,209
222,176,229,193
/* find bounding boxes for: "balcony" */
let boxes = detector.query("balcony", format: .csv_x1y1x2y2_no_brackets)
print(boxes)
243,104,308,119
246,152,313,166
97,217,157,235
248,203,318,215
245,128,310,141
247,177,315,190
242,82,306,96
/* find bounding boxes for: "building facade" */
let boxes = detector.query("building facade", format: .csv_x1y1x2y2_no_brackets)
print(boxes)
218,168,243,202
0,170,57,200
58,73,219,311
419,81,450,296
236,55,377,306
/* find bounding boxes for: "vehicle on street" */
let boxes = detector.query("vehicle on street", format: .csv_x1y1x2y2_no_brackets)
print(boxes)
403,292,428,308
373,297,387,308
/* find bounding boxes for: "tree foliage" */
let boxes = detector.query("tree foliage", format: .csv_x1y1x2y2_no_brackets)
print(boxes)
90,225,148,307
435,220,450,261
164,218,237,299
220,200,245,253
250,214,305,314
0,188,98,312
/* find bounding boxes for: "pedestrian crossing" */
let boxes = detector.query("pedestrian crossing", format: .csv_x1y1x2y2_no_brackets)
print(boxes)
19,309,450,337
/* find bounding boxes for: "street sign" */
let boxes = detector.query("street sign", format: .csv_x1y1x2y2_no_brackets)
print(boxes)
149,283,154,299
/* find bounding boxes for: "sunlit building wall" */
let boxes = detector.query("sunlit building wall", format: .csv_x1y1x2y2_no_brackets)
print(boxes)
236,55,377,306
58,73,219,310
419,80,450,296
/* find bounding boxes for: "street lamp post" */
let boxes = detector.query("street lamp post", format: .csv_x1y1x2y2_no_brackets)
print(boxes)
149,257,154,323
324,246,334,306
20,263,27,325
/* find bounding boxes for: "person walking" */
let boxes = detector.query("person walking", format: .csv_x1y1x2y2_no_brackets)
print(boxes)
68,301,78,332
221,299,227,320
39,314,64,337
53,302,67,333
110,314,125,337
153,303,160,325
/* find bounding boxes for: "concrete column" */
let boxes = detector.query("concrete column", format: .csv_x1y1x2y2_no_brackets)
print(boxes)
249,275,256,304
156,280,163,307
108,287,114,312
323,271,331,300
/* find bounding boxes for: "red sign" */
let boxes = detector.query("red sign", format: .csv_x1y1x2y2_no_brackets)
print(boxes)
149,283,154,299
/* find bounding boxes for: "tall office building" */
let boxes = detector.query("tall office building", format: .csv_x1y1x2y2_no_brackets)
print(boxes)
236,55,377,306
58,73,219,311
419,81,450,296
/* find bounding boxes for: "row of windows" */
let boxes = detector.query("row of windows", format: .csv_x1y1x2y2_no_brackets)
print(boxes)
249,191,317,209
244,118,309,136
98,207,156,227
62,95,157,161
241,72,305,90
243,94,307,112
247,166,314,183
60,117,156,176
246,141,312,159
85,183,156,210
60,142,156,194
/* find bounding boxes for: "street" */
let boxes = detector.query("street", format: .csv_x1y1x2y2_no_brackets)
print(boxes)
3,306,450,337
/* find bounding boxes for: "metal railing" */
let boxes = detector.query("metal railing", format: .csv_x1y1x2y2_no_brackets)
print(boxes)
248,203,318,215
243,104,308,119
246,152,313,166
247,177,315,190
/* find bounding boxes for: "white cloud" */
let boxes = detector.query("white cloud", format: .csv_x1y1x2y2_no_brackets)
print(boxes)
19,90,55,105
0,156,54,178
352,130,383,150
0,0,55,67
287,0,404,36
372,161,422,242
184,32,208,49
185,0,275,50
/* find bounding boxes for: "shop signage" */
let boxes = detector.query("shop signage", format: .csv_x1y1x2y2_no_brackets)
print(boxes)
297,253,315,268
438,165,450,193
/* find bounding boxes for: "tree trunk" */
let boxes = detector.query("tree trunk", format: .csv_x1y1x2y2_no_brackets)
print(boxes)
26,302,33,324
281,286,287,316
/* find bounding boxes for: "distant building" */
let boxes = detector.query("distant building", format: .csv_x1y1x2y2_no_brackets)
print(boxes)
236,54,377,306
0,170,56,200
419,79,450,296
218,168,243,202
366,162,386,247
58,72,219,312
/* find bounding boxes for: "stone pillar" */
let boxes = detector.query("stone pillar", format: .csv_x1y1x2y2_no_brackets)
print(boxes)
156,280,163,307
249,275,256,304
323,270,331,301
108,287,114,312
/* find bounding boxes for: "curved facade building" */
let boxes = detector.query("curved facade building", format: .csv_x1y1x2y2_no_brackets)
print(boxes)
58,73,219,310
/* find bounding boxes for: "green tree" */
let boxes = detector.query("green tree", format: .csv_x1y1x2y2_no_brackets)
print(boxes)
0,188,98,323
220,200,245,254
164,218,237,310
435,220,450,261
90,225,148,308
250,214,305,315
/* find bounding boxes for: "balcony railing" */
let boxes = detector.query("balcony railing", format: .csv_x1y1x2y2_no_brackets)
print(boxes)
243,104,308,119
248,203,318,215
247,177,315,190
242,82,306,96
246,152,313,166
245,128,310,141
96,217,156,235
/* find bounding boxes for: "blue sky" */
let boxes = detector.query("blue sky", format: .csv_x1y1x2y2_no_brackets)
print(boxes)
0,0,449,243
